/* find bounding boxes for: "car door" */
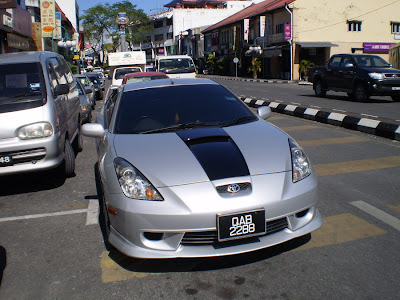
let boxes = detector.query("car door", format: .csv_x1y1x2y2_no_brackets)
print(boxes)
326,56,343,89
340,56,356,91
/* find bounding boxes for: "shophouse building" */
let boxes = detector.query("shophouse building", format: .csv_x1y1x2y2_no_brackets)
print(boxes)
202,0,400,80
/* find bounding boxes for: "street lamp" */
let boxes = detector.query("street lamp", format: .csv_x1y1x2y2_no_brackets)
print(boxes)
51,26,76,52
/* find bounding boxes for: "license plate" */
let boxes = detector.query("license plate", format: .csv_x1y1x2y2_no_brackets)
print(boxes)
392,87,400,90
0,155,13,167
217,210,266,242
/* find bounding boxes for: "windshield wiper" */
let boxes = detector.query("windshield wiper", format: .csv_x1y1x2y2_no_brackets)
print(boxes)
139,122,220,134
222,116,257,127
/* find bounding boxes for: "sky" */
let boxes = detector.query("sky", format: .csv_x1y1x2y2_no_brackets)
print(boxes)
77,0,171,15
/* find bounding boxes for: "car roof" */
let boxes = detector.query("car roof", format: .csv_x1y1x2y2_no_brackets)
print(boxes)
0,51,61,65
124,72,167,78
122,78,218,92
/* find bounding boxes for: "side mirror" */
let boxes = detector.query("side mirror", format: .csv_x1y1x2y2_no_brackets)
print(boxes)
345,63,354,68
81,123,106,138
257,106,272,120
54,84,69,96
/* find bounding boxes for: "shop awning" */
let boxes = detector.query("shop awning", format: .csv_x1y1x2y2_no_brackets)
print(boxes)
296,42,338,48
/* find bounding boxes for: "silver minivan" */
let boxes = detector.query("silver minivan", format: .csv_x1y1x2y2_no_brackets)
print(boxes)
0,51,82,178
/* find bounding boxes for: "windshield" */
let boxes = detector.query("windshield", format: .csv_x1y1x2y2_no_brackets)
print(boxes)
124,75,168,84
355,55,391,68
114,84,256,134
0,62,46,113
159,58,195,74
115,68,141,79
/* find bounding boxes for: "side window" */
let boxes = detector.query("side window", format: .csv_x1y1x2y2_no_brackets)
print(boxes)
48,57,67,85
341,56,354,67
48,64,59,91
60,58,74,84
105,89,119,128
329,56,342,68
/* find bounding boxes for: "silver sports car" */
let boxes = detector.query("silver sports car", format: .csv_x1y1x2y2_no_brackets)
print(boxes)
82,78,322,259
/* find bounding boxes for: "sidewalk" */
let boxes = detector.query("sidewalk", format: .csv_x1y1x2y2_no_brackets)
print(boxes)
198,74,400,141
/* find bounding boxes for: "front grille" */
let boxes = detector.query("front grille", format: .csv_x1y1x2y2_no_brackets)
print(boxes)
384,73,400,78
216,182,251,194
181,217,288,245
1,148,46,165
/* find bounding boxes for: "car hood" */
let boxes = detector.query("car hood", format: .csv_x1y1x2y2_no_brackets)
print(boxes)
359,66,400,73
113,121,292,187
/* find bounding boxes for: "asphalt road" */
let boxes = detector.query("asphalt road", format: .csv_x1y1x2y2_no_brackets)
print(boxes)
0,79,399,299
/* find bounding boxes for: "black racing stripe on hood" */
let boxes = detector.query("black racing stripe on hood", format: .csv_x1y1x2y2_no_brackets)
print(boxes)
177,127,249,181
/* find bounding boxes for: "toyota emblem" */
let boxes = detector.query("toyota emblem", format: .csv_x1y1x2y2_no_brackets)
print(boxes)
227,184,241,193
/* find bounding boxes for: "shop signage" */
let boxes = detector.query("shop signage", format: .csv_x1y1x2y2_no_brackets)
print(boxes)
363,42,396,53
0,0,16,9
260,16,265,37
284,24,291,41
7,33,30,50
40,0,56,37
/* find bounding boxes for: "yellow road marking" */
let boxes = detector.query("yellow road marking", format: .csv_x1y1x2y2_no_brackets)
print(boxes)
100,214,385,282
388,204,400,213
314,156,400,177
279,125,319,131
101,251,161,283
294,213,386,252
299,136,367,147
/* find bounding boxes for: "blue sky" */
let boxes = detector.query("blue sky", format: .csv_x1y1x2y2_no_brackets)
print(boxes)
77,0,170,15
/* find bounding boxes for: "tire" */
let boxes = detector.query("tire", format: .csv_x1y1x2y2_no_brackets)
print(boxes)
354,83,370,102
391,95,400,102
314,79,326,97
63,139,75,178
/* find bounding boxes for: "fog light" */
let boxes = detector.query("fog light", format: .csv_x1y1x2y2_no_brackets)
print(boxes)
143,232,164,240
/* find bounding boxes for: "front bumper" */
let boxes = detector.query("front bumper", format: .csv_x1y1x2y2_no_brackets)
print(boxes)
104,172,322,258
369,79,400,96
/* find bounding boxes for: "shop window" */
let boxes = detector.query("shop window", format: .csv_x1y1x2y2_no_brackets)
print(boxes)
275,23,284,34
167,32,173,40
348,21,362,32
391,22,400,33
166,18,173,26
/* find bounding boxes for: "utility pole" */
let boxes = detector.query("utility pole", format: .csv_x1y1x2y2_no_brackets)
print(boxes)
117,12,128,52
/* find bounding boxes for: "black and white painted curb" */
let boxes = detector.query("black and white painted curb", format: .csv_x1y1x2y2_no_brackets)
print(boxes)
240,97,400,141
199,74,294,84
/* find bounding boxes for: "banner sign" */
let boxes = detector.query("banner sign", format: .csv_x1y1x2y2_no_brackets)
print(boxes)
243,19,249,42
284,24,291,41
260,16,266,37
54,12,61,39
32,22,43,51
363,42,396,53
40,0,56,37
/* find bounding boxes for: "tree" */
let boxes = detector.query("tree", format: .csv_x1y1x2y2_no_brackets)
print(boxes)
80,1,151,65
248,57,262,79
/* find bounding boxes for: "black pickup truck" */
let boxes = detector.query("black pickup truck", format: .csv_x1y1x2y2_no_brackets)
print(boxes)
308,54,400,102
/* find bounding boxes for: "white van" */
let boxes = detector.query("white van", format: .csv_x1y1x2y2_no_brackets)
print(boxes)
0,52,82,178
155,55,196,78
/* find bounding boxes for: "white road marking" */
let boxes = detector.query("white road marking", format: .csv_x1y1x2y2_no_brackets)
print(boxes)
350,201,400,232
0,209,88,223
86,199,100,225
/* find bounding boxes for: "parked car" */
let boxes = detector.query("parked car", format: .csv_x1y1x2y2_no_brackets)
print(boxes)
0,51,82,178
93,67,104,73
82,78,322,259
111,66,142,86
74,74,96,108
122,72,168,84
86,73,104,100
309,54,400,102
75,78,92,124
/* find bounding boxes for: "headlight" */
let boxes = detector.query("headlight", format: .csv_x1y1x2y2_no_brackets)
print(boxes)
368,73,384,80
289,138,311,183
114,157,163,201
17,122,53,140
